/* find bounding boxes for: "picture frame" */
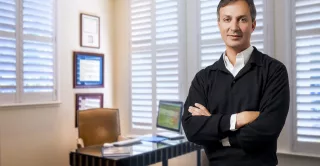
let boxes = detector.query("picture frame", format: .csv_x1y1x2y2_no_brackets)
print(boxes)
75,93,104,127
73,51,104,88
80,13,100,48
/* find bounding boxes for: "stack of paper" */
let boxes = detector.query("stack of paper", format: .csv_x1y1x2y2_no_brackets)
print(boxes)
102,147,132,157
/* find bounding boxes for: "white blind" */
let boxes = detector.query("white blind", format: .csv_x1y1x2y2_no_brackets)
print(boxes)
199,0,265,68
130,0,183,132
0,0,16,94
23,0,55,93
0,0,56,105
294,0,320,144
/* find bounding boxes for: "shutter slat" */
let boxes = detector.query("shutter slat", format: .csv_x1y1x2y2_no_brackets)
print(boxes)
295,0,320,143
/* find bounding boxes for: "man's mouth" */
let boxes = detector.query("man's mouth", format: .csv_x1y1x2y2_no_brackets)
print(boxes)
228,35,242,37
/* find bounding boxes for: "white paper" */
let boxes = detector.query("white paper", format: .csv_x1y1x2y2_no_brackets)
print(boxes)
79,59,100,81
81,14,99,47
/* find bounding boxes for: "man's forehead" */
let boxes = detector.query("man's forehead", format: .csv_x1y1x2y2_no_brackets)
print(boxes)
219,6,251,17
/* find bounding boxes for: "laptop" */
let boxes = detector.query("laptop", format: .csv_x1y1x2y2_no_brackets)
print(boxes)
156,100,184,139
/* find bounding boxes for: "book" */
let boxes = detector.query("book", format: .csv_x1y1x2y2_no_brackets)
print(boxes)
102,146,132,157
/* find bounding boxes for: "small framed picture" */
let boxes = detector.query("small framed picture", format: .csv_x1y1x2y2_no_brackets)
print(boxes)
73,51,104,88
80,13,100,48
75,93,104,127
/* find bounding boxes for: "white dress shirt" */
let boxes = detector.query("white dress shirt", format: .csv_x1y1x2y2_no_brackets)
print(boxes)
220,46,254,146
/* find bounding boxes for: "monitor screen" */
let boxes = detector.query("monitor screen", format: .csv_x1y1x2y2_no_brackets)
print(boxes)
156,100,183,132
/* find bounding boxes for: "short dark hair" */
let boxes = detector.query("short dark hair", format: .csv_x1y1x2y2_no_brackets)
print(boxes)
217,0,256,22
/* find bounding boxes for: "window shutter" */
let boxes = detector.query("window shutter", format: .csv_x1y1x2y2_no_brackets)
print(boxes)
155,0,180,104
199,0,265,68
294,0,320,145
131,0,153,130
130,0,183,132
21,0,56,102
0,0,16,104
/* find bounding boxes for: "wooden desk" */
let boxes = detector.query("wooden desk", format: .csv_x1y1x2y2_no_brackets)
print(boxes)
69,139,202,166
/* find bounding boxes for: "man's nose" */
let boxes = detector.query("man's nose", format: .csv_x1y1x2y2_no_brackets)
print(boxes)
230,20,240,32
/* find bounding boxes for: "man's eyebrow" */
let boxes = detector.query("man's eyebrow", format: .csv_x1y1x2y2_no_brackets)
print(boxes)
222,15,231,18
236,15,248,19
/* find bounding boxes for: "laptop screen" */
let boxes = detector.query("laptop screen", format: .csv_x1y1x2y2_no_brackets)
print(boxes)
156,100,183,133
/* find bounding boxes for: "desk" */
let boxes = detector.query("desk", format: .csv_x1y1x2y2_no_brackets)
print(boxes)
69,139,202,166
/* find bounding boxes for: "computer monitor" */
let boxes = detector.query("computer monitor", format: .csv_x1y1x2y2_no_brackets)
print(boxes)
156,100,184,133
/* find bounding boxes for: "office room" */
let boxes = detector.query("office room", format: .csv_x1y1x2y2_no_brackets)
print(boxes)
0,0,320,165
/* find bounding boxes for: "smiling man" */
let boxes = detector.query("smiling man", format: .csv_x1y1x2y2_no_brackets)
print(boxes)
182,0,290,166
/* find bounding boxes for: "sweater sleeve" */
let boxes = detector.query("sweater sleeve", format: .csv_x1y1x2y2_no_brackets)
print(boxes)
229,63,290,152
182,71,232,146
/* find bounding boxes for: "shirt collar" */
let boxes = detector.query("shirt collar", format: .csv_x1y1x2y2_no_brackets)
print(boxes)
211,46,263,71
223,46,253,67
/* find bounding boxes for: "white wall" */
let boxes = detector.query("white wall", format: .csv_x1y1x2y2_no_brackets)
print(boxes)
0,0,114,166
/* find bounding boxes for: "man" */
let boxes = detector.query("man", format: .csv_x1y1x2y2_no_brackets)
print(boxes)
182,0,289,166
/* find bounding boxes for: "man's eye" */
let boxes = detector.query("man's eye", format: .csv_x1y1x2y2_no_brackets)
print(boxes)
224,18,231,22
240,18,248,22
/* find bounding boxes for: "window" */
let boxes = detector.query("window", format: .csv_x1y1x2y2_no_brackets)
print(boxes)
199,0,267,68
0,0,57,105
293,0,320,154
129,0,185,133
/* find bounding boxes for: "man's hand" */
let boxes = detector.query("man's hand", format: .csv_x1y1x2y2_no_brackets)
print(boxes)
188,103,211,116
236,111,260,129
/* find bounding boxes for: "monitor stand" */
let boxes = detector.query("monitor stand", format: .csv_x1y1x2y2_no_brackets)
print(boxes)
156,131,184,139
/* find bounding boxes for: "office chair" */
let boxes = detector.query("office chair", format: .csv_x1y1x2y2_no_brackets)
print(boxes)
77,108,125,148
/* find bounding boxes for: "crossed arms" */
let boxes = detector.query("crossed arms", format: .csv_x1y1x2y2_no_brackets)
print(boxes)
182,64,290,152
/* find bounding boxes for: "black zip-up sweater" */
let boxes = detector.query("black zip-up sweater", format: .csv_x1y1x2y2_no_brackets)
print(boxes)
182,47,290,166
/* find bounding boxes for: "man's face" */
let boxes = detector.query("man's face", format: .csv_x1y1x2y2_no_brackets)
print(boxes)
218,0,256,51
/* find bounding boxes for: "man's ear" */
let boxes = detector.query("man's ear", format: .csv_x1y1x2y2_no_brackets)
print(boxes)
252,20,256,31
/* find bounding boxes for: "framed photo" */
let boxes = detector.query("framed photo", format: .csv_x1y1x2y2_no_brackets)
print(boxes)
73,51,104,88
75,93,104,127
80,13,100,48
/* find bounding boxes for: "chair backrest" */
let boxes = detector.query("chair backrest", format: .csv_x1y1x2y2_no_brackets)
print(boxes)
78,108,120,147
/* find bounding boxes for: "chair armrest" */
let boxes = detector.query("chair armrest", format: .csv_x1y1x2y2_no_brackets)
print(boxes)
77,138,84,148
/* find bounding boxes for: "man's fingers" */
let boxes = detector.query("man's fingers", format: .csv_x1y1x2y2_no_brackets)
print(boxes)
189,106,210,116
189,106,206,116
195,103,206,111
189,107,201,116
195,103,211,116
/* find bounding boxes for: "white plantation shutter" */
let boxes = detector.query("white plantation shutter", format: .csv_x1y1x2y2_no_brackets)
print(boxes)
0,0,16,103
294,0,320,153
131,0,153,131
22,0,56,102
0,0,56,105
130,0,184,132
199,0,265,68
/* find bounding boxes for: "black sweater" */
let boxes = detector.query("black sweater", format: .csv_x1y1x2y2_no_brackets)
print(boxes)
182,47,290,166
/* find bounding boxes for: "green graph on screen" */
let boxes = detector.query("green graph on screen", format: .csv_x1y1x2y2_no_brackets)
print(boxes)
158,103,180,130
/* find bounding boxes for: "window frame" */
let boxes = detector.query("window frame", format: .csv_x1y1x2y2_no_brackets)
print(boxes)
0,0,59,107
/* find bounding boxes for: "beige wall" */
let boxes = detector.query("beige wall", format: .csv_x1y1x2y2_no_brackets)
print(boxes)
0,0,114,165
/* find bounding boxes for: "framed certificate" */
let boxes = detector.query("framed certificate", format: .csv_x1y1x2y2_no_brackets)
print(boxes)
75,93,104,127
73,51,104,88
80,13,100,48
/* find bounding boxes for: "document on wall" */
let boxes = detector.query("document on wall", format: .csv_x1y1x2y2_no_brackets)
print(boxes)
79,59,101,81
